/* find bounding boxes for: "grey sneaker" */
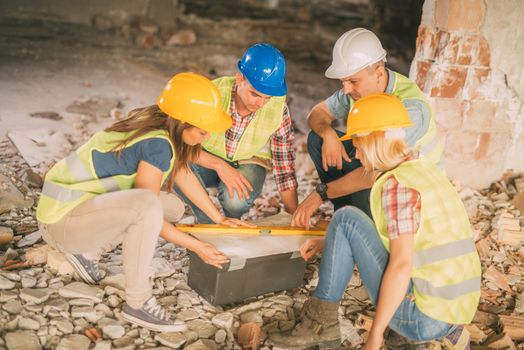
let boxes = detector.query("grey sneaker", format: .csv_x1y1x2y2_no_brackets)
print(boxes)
121,296,187,332
65,253,102,284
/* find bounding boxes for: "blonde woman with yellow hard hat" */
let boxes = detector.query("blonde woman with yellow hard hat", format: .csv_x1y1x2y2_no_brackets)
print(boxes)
36,73,253,332
271,93,481,350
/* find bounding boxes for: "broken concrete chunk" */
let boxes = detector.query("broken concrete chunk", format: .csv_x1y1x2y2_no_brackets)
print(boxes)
0,173,34,214
7,128,71,168
66,96,121,119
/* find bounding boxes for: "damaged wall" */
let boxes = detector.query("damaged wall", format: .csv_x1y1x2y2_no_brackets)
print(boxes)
410,0,524,189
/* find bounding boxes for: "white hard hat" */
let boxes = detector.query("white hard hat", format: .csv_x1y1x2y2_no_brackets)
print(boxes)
325,28,387,79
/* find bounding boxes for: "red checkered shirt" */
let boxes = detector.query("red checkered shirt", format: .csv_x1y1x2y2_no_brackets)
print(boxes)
226,85,297,192
381,175,421,240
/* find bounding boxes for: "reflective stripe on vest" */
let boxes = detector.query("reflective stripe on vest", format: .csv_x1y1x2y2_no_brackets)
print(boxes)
413,238,476,268
42,181,84,202
412,276,481,300
202,76,285,161
370,158,481,324
37,129,174,224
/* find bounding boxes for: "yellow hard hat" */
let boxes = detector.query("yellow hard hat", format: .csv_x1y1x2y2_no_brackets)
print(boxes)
158,72,232,132
339,93,413,141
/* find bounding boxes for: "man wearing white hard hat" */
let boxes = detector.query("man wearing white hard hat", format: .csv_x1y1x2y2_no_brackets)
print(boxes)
292,28,442,228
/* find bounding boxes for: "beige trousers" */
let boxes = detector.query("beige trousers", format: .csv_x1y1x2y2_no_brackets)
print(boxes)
41,189,185,308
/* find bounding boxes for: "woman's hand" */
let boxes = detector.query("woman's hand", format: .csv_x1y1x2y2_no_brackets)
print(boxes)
194,241,230,269
362,330,384,350
217,216,256,228
300,238,325,261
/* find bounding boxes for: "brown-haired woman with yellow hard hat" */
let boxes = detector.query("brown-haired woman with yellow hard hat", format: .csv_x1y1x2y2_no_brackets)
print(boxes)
36,72,253,332
271,93,481,350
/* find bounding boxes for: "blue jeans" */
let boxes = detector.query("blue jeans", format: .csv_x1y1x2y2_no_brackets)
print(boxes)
307,130,371,218
314,206,454,341
174,162,266,224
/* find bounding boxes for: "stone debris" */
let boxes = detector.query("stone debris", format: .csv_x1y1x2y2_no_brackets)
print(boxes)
0,128,523,349
29,111,64,121
7,128,72,170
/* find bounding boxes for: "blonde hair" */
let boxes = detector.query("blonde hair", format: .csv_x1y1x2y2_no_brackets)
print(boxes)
353,131,411,172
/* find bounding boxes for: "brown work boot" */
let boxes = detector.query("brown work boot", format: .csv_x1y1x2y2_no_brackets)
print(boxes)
269,296,341,350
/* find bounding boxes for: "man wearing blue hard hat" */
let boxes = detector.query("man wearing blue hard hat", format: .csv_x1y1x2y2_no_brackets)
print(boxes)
175,43,298,222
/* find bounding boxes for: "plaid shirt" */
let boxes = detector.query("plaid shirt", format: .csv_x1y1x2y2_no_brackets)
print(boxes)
381,175,421,240
226,85,297,192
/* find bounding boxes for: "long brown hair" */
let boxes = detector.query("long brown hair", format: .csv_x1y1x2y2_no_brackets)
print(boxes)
105,105,201,191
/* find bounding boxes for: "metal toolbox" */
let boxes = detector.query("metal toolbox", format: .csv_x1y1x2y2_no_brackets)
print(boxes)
187,233,316,305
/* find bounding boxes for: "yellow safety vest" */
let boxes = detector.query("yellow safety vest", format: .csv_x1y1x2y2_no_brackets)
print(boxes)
36,129,175,224
370,158,481,324
349,71,443,165
202,76,286,161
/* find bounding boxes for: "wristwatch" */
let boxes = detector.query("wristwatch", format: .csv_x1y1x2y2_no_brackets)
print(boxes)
315,183,328,201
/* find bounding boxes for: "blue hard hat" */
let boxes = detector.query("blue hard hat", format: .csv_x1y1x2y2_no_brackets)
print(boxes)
237,43,287,96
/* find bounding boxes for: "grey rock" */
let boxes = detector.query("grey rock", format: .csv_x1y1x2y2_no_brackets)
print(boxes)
233,301,262,315
177,309,200,321
0,276,16,290
112,336,134,348
2,299,22,314
183,331,198,343
45,335,61,349
95,303,113,317
46,297,70,312
21,276,37,288
71,306,102,322
24,303,43,313
0,290,18,302
106,294,122,308
0,272,20,282
104,285,126,299
37,326,49,337
5,330,41,350
103,323,125,339
20,288,52,304
51,318,74,334
155,332,187,349
93,340,112,350
18,317,40,330
69,298,95,307
59,282,103,302
16,230,42,248
0,173,34,214
56,334,90,350
211,312,234,330
187,319,217,339
159,295,177,307
214,329,227,343
176,292,194,307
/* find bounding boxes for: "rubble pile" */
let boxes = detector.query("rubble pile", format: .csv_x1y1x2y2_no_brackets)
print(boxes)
0,131,523,349
92,10,198,50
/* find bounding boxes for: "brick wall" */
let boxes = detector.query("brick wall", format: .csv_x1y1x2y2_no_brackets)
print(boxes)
410,0,524,188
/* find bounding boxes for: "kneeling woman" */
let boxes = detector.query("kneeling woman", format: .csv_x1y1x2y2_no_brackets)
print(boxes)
272,93,481,350
37,73,251,332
